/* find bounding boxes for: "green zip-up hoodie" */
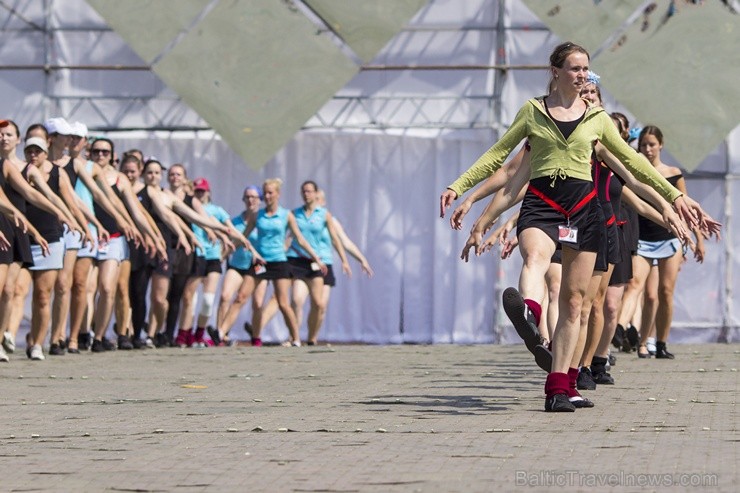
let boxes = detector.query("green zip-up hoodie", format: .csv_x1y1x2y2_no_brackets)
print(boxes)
448,98,682,203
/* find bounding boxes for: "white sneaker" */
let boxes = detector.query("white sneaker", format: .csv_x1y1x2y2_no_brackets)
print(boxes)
145,337,155,349
0,345,8,362
30,344,45,361
291,340,302,347
2,331,15,353
646,337,657,355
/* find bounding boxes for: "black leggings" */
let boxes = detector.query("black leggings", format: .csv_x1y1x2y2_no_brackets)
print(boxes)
166,272,189,340
129,265,154,339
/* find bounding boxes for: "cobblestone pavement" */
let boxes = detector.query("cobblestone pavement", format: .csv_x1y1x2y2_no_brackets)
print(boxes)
0,343,737,492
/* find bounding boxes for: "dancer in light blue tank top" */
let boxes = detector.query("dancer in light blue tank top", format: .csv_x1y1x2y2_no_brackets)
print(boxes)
213,185,268,346
286,180,350,346
244,178,326,347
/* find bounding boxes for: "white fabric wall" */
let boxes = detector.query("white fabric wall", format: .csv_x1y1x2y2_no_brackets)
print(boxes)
90,125,737,345
3,0,739,343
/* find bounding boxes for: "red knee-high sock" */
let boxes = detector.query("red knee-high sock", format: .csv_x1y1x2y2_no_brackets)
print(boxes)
544,372,570,399
567,367,581,398
524,299,542,327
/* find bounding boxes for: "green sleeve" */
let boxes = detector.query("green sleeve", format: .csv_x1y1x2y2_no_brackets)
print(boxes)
598,115,682,203
447,104,530,197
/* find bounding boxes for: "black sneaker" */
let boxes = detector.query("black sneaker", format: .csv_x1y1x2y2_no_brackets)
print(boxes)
78,332,92,351
577,367,597,390
533,344,552,372
545,393,576,412
155,332,170,348
207,326,221,346
502,287,542,353
92,338,116,352
612,324,625,349
569,396,595,408
608,352,616,367
118,335,134,350
49,343,65,356
132,337,146,349
625,325,639,352
655,341,674,359
592,370,615,385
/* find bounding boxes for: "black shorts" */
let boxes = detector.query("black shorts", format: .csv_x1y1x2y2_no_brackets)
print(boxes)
6,224,32,266
171,248,193,276
608,224,631,285
619,204,639,255
151,247,176,278
226,264,255,277
189,255,206,278
256,261,293,280
129,241,148,272
0,217,14,265
324,264,336,287
205,258,223,275
594,219,618,272
288,257,323,279
518,177,604,254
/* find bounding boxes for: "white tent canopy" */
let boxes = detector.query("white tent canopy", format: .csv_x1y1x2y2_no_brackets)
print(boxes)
0,0,737,343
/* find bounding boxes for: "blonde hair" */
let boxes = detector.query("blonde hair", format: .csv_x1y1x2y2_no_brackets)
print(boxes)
263,177,283,191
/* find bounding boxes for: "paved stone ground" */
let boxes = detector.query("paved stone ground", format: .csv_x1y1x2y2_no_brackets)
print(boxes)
0,343,737,492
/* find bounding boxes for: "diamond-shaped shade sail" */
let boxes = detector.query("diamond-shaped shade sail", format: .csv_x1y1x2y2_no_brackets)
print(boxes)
87,0,427,169
86,0,213,64
151,0,359,169
305,0,427,62
521,0,645,52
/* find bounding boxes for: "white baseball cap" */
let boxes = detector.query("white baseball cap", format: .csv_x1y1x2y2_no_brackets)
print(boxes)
44,117,73,135
24,137,49,153
70,121,88,138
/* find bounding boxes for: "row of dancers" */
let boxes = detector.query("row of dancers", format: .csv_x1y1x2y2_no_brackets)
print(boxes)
0,117,373,362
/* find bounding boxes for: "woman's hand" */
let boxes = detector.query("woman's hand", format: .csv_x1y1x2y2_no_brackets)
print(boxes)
31,231,50,257
360,260,374,277
478,225,505,255
98,227,111,245
500,235,519,259
439,189,458,218
8,210,30,234
450,199,473,230
661,205,689,243
460,228,483,262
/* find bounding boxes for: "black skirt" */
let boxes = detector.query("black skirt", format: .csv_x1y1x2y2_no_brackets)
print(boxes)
517,176,604,254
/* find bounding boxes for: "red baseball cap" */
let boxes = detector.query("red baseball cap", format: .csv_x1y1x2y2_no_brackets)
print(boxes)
193,177,210,191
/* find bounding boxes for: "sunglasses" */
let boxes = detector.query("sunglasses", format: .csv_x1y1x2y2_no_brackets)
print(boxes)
91,148,111,155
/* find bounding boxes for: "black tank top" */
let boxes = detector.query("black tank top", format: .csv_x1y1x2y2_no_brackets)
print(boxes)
544,100,586,141
23,164,63,243
139,186,175,248
62,159,78,188
94,179,123,236
3,160,27,214
181,194,195,229
0,159,13,238
638,174,682,242
592,158,624,225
